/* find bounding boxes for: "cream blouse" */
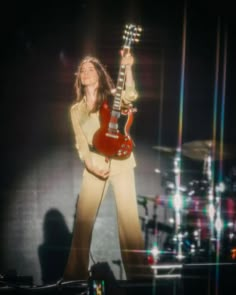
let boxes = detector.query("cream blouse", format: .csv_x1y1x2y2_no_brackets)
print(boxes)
70,86,138,175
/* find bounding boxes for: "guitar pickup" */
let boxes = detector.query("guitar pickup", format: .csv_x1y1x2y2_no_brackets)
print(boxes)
105,133,119,139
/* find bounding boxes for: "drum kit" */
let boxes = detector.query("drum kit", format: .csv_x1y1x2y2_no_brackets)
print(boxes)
138,140,236,263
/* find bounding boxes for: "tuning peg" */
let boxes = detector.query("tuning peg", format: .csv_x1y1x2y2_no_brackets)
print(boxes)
133,33,141,39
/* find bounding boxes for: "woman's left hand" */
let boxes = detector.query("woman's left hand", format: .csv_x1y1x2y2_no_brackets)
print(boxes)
121,52,134,67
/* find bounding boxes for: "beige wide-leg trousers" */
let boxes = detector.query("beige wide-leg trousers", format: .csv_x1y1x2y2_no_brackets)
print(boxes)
63,165,149,280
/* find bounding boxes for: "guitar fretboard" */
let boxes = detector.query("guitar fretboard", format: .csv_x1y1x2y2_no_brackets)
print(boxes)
107,24,141,136
107,61,127,135
113,64,126,111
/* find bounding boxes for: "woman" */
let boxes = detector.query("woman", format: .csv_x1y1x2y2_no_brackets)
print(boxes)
63,53,150,281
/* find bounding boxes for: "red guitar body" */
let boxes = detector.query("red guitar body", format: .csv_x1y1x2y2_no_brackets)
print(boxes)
93,100,135,159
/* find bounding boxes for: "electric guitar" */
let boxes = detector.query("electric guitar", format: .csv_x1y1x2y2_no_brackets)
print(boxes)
93,24,142,159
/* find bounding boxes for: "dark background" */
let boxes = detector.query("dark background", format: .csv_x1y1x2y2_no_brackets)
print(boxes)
1,1,236,147
0,0,236,288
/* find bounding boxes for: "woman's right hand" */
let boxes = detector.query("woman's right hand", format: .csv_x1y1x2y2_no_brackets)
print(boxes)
84,159,110,179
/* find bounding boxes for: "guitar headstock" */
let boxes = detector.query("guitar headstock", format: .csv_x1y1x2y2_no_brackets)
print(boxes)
123,24,142,49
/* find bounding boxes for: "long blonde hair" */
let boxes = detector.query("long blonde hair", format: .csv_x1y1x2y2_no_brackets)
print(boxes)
74,56,115,112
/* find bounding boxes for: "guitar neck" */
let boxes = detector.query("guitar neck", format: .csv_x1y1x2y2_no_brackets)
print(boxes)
113,63,127,111
108,24,141,129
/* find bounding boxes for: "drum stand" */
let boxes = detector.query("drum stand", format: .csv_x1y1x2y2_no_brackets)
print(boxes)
137,196,150,249
172,149,185,260
203,152,223,254
204,154,215,246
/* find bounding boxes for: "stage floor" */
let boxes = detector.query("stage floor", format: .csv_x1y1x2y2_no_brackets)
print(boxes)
1,263,236,295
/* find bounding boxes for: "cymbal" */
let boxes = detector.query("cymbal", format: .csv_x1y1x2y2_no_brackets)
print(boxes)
152,145,177,153
182,140,235,161
183,140,214,150
153,141,235,161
